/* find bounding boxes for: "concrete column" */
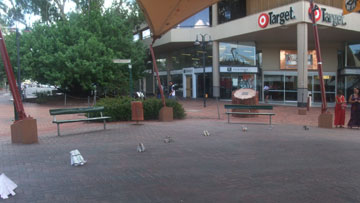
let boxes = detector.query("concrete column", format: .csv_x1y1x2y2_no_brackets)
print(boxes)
183,73,186,98
212,41,220,98
192,72,197,98
212,3,220,98
297,23,308,107
212,3,218,26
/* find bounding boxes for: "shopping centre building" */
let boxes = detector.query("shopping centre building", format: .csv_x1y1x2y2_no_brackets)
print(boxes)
136,0,360,106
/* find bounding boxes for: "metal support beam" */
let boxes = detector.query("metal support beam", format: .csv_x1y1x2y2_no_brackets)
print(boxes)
0,28,27,120
310,1,328,113
150,44,166,107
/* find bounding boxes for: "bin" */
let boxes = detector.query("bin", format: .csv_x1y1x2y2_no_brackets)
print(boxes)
131,101,144,123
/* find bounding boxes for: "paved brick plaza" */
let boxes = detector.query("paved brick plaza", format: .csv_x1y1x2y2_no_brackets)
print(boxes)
1,91,360,202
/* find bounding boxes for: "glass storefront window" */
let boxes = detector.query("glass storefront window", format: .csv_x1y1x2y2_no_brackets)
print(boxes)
256,51,262,67
171,74,183,97
285,76,297,90
345,76,360,100
142,29,151,39
220,75,232,98
156,58,167,71
197,73,212,98
285,76,297,101
313,93,336,103
178,8,210,28
346,44,360,67
263,75,298,102
170,46,212,70
159,76,168,94
219,42,256,66
264,75,284,102
218,0,246,24
309,75,336,103
133,34,139,41
308,76,313,92
220,73,256,99
314,76,336,92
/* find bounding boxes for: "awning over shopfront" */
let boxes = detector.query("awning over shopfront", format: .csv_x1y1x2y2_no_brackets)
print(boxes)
136,0,220,39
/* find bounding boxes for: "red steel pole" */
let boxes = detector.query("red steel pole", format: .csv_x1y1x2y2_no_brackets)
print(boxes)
0,28,27,120
310,0,327,113
149,43,166,107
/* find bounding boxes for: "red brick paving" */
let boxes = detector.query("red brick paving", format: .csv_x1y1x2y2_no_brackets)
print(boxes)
0,92,96,137
0,91,353,138
178,98,351,127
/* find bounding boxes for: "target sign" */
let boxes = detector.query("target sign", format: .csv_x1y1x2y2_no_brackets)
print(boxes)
258,13,269,28
308,6,321,22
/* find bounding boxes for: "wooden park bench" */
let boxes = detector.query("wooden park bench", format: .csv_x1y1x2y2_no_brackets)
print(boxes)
49,106,110,136
224,104,275,125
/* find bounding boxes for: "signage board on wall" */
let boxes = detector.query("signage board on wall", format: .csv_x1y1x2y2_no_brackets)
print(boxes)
154,71,167,76
342,69,360,75
308,5,346,26
170,70,183,75
183,68,194,74
280,50,318,70
343,0,360,15
220,67,258,73
258,7,296,28
194,67,212,73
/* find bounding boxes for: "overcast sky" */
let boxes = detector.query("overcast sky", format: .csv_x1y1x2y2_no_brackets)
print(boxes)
2,0,115,29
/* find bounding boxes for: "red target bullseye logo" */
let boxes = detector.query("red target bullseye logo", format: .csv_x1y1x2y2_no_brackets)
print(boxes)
308,6,321,22
258,13,269,28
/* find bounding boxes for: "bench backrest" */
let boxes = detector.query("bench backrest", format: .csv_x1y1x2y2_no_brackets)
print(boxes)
224,104,273,110
49,106,105,115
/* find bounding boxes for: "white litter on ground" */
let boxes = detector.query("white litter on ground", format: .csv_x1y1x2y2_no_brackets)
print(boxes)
0,173,17,199
203,130,210,136
137,143,146,152
70,149,87,166
164,136,174,143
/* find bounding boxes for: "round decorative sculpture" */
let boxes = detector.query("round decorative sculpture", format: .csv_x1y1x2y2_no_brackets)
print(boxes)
232,88,259,117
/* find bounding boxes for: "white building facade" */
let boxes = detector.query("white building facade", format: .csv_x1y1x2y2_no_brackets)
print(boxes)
137,0,360,106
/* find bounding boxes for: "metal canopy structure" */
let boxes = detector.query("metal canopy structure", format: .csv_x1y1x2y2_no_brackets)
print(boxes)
137,0,220,108
137,0,220,40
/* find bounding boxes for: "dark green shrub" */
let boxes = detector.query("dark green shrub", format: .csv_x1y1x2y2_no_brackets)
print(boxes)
95,97,132,121
94,96,186,121
142,97,163,120
142,97,186,119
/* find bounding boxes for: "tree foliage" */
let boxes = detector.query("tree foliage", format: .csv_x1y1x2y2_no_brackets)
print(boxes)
0,0,67,26
1,0,147,95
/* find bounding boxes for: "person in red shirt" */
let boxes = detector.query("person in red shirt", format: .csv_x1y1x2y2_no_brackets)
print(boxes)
334,89,346,128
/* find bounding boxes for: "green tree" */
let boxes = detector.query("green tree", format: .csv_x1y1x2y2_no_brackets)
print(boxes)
0,30,33,87
18,5,146,95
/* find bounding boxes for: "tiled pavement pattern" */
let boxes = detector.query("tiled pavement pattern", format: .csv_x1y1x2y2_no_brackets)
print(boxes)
1,120,360,202
1,91,360,202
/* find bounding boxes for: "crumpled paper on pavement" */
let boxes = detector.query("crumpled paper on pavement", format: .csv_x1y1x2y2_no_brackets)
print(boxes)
0,173,17,199
70,149,87,166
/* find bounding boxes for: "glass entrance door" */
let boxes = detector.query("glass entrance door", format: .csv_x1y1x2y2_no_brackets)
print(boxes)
308,74,336,103
263,73,298,103
186,76,192,98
